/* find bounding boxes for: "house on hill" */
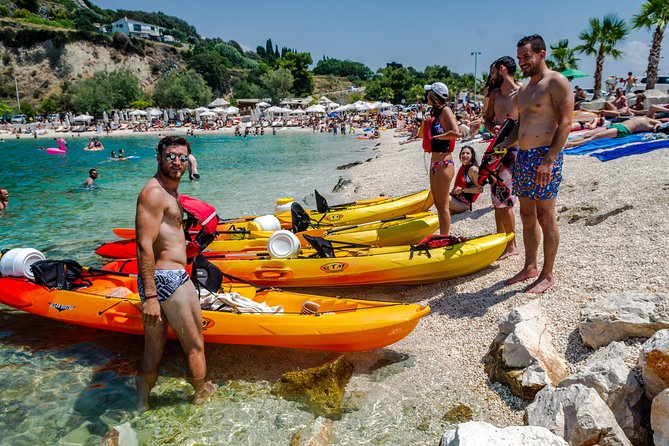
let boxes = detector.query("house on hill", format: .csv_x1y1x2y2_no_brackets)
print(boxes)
100,17,175,42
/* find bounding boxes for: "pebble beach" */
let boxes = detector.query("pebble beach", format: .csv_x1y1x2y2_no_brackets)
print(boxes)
327,129,669,429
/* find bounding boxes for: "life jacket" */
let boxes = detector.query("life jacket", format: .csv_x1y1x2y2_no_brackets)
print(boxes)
422,110,456,153
179,195,219,258
477,118,516,186
410,234,468,258
454,164,480,208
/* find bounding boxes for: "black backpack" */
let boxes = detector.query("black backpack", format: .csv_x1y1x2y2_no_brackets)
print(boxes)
30,260,91,290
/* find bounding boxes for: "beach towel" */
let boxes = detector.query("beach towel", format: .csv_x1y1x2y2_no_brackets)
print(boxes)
590,138,669,162
564,134,647,155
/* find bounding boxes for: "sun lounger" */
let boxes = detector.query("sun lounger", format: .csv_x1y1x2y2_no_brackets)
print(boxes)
55,126,64,132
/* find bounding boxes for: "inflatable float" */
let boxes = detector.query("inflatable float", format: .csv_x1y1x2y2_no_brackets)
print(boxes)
46,138,67,155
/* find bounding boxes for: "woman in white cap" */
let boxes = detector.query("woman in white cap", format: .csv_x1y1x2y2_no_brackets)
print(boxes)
421,82,460,235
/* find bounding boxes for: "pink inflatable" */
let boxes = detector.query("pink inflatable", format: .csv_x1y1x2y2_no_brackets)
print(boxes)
46,138,67,155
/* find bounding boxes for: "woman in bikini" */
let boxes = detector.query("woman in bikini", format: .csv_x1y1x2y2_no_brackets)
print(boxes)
450,145,482,214
421,82,460,235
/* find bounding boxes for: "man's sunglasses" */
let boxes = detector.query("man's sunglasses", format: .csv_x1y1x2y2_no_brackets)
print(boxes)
164,153,189,163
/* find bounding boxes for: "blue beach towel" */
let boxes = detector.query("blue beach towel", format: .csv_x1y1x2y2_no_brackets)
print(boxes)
590,138,669,161
564,133,647,155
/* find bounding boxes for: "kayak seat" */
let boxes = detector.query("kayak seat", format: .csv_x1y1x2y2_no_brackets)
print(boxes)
291,202,312,233
302,234,335,258
314,189,330,213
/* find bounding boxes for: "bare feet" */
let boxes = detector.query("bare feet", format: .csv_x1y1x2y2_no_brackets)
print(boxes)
497,247,520,261
135,375,152,413
525,276,554,294
193,381,217,405
504,267,539,286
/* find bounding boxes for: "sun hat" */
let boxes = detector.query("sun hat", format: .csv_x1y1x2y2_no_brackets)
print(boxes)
424,82,449,98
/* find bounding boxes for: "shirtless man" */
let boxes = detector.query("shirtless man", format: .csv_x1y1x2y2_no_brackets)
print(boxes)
599,88,631,118
135,136,215,411
188,153,200,181
0,188,8,210
497,34,573,293
483,56,521,259
565,116,666,148
83,169,98,188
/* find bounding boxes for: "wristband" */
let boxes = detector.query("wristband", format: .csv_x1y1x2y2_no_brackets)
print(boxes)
143,294,158,301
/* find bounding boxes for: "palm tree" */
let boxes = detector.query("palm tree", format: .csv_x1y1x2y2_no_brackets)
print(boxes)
632,0,669,90
547,39,580,72
575,14,629,99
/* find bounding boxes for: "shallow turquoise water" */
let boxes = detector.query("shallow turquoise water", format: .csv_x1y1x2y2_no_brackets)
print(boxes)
0,133,446,445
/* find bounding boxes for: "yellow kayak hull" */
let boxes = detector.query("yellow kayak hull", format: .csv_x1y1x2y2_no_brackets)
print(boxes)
207,233,513,287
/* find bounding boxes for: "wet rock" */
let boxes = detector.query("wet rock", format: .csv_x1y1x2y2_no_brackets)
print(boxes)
579,293,669,349
484,301,569,399
271,355,354,418
331,177,352,193
336,161,362,170
639,329,669,399
525,383,632,446
651,389,669,446
441,403,473,424
290,416,333,446
440,421,567,446
558,342,646,445
101,422,138,446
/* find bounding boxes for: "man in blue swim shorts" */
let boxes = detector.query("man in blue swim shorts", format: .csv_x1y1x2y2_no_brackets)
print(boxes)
135,135,216,411
495,34,573,294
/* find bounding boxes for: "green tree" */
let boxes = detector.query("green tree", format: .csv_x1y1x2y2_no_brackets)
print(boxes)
547,39,580,72
38,96,60,114
278,51,313,96
575,14,629,99
153,70,212,108
233,80,262,99
407,85,425,103
130,99,152,109
260,68,293,105
70,70,144,113
632,0,669,90
184,43,231,96
312,57,373,81
0,99,12,116
379,87,394,102
366,63,412,104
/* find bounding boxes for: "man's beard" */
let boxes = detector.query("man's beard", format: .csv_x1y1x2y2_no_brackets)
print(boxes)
160,163,184,179
522,63,540,78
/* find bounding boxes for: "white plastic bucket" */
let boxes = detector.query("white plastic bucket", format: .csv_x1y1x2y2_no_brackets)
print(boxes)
0,248,46,279
275,198,294,214
252,215,281,232
267,230,301,259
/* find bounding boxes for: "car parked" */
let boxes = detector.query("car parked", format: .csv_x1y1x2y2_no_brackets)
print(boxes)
634,75,669,94
582,88,608,101
11,114,27,124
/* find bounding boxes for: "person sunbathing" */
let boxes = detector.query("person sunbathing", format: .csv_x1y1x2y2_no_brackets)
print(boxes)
565,116,667,148
597,88,631,118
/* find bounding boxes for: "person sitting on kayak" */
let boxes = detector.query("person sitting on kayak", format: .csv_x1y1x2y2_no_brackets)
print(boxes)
450,146,482,214
135,135,216,412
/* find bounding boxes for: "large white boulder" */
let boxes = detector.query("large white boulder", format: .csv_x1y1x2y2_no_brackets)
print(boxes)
651,389,669,446
484,301,569,399
579,293,669,349
639,329,669,400
525,384,632,446
559,342,645,445
439,421,567,446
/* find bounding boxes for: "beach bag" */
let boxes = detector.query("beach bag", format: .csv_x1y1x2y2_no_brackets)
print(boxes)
30,260,91,290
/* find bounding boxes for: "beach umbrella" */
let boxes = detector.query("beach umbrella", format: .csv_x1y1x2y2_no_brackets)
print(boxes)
72,114,94,123
211,107,227,114
305,104,326,114
178,110,184,122
257,101,270,108
113,111,119,125
225,106,239,115
200,111,216,119
130,110,147,116
561,69,589,81
194,106,209,113
291,108,306,115
333,105,348,113
208,97,230,107
163,109,169,121
64,115,70,128
102,110,109,123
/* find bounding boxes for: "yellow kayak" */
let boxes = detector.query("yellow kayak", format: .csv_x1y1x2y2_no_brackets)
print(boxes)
97,213,440,258
105,233,513,287
276,189,434,227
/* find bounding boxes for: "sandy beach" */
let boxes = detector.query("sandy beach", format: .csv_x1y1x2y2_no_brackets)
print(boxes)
321,129,669,428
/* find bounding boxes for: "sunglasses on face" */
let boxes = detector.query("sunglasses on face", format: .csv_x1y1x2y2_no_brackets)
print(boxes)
164,152,189,163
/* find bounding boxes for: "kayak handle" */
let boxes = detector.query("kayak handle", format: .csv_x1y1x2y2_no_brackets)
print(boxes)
253,267,292,280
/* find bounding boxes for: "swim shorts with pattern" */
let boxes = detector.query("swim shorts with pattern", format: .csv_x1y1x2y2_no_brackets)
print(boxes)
513,146,563,200
138,269,190,302
491,148,517,208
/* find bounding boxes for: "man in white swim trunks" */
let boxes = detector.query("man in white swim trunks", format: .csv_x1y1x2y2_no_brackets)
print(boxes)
135,135,215,411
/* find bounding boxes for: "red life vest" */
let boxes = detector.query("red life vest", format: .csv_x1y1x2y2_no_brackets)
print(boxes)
179,195,219,258
454,164,480,206
477,118,516,186
422,114,456,153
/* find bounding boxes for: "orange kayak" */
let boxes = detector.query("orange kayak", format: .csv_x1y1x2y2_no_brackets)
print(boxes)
0,273,429,352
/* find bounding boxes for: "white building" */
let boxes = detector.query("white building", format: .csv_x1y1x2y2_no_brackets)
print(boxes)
105,17,173,42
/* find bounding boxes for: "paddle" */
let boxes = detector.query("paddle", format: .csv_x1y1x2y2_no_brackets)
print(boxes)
324,213,425,234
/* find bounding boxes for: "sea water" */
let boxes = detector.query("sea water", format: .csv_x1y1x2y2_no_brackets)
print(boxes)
0,133,443,445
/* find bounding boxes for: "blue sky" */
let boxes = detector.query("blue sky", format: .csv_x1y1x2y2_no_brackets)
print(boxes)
96,0,668,89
